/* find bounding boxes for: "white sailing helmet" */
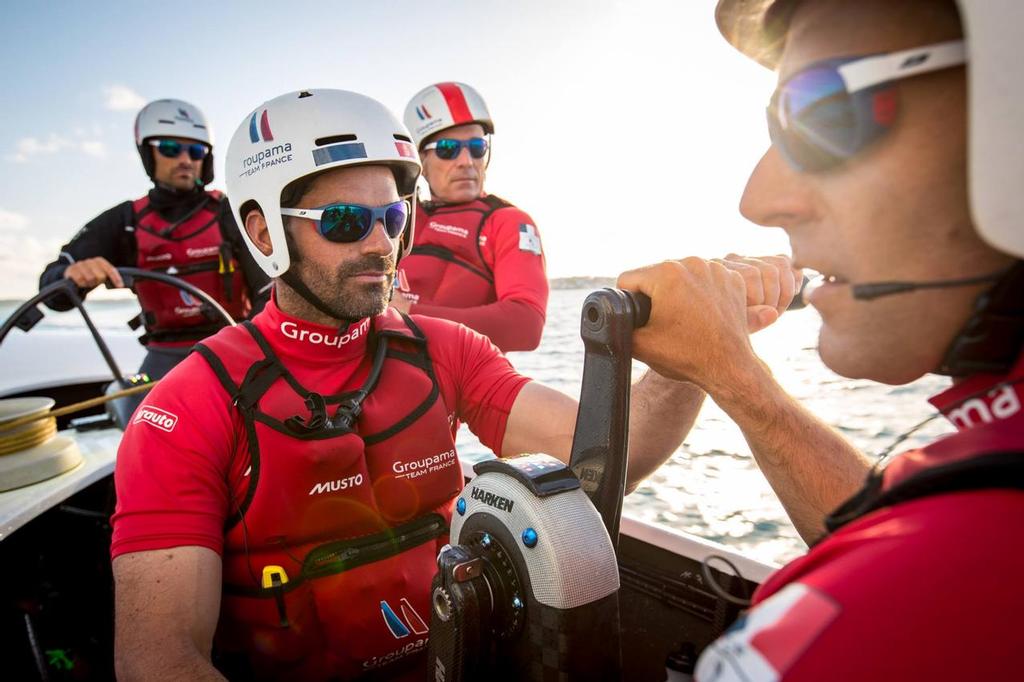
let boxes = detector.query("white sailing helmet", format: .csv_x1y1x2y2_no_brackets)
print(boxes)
403,82,494,150
225,89,422,277
715,0,1024,259
134,98,214,185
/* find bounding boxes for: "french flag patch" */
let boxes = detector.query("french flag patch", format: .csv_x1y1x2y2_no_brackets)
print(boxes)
694,583,841,682
518,224,542,255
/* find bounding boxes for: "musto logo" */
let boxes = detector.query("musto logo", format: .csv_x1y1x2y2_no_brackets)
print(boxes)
308,473,364,496
133,406,178,433
280,319,369,349
392,449,457,480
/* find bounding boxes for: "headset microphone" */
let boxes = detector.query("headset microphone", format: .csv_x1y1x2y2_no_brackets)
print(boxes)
850,268,1010,301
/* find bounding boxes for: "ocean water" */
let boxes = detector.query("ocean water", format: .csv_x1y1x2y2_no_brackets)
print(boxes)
0,290,954,566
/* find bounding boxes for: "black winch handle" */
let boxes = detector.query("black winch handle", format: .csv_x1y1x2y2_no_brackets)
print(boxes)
567,288,650,548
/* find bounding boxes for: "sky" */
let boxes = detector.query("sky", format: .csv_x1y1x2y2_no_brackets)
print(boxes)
0,0,784,299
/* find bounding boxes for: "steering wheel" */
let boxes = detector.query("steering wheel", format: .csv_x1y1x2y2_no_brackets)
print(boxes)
0,266,236,395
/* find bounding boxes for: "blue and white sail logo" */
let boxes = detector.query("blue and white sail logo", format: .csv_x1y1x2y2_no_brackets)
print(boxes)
380,598,429,639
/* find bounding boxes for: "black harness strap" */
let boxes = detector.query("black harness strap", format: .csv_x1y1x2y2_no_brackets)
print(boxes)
222,513,448,597
824,450,1024,535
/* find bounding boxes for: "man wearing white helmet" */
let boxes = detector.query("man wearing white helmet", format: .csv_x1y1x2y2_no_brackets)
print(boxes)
107,89,799,680
395,81,549,352
619,0,1024,678
38,99,270,381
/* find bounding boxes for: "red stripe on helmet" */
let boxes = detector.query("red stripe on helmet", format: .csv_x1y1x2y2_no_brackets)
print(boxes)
436,82,473,124
260,110,274,141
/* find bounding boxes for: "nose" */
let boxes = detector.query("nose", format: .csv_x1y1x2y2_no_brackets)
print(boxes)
454,143,475,166
361,219,398,256
739,145,814,231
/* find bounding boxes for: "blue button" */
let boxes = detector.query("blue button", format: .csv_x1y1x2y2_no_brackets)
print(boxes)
522,528,538,548
456,498,466,515
481,533,492,548
512,596,523,610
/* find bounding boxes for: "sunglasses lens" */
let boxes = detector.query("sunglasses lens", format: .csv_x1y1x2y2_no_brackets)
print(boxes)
320,205,372,243
383,201,409,238
187,143,209,161
156,140,183,158
770,65,861,172
468,138,488,159
434,139,461,160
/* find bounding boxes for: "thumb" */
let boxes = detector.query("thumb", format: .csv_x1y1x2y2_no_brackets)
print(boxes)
747,305,779,333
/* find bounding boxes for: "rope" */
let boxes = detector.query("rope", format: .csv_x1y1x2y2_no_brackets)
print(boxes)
0,382,159,456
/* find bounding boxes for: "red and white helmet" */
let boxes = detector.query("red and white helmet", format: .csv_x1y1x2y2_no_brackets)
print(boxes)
715,0,1024,259
225,89,422,278
403,82,494,150
134,99,214,185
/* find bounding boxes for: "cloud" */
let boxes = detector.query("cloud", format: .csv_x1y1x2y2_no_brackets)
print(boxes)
6,133,106,162
0,208,30,232
0,230,64,298
80,141,107,158
104,85,146,112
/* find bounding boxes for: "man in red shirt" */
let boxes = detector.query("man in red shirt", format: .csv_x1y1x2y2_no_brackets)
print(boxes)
393,82,548,352
110,89,800,681
621,0,1024,679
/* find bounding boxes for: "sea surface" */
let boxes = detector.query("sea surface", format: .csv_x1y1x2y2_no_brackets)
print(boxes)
0,290,954,566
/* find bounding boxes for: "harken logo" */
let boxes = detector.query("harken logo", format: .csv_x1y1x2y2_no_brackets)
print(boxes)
414,104,432,120
380,598,429,639
133,406,178,433
249,109,274,143
470,486,515,513
175,107,194,122
179,290,198,307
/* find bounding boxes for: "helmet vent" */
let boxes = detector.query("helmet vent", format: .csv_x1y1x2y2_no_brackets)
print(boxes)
298,91,313,99
393,133,412,143
314,134,357,146
157,119,174,124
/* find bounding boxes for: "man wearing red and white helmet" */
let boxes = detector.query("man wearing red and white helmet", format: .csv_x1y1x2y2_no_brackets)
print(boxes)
38,98,270,381
396,81,549,352
619,0,1024,679
108,88,764,681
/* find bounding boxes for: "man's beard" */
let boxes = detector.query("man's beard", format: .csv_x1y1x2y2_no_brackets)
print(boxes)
284,231,396,322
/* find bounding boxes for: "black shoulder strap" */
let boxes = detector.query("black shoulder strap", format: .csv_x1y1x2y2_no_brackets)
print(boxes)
824,450,1024,536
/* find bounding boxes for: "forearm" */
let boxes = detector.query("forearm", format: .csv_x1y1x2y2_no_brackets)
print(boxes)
116,643,225,682
412,299,545,351
625,370,706,492
711,359,871,543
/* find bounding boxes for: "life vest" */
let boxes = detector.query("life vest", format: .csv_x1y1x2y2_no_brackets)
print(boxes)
193,310,463,680
133,190,250,342
401,195,513,308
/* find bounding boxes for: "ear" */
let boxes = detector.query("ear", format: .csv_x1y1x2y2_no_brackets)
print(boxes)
244,209,274,257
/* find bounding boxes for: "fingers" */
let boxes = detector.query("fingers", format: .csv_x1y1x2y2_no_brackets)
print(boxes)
746,305,779,333
714,253,802,313
64,257,123,289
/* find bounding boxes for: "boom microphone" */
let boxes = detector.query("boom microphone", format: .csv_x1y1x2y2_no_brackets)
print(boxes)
850,268,1010,300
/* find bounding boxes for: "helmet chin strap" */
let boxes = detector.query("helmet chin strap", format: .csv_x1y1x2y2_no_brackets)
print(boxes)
937,261,1024,376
